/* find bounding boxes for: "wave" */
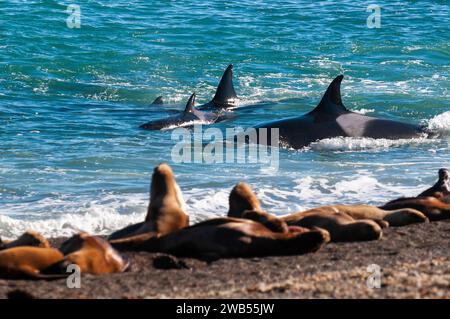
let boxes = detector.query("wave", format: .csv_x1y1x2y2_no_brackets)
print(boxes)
427,111,450,136
0,174,429,239
0,193,147,239
309,136,435,152
305,112,450,152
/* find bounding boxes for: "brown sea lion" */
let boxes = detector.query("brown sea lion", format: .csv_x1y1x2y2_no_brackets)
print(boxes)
0,231,50,251
228,182,288,233
324,205,428,227
281,208,383,242
0,247,64,279
145,163,189,233
417,168,450,198
228,182,262,217
48,232,129,275
110,217,330,260
109,163,189,240
379,196,450,221
440,195,450,204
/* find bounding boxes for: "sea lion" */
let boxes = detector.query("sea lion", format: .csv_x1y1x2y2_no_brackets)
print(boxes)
0,231,50,251
281,208,383,242
379,197,450,221
109,163,189,240
111,217,330,260
228,182,262,217
417,168,450,198
323,205,428,227
227,182,288,233
46,232,129,275
0,247,64,279
440,195,450,204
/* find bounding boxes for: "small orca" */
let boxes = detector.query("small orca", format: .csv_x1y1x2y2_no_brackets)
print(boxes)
151,96,164,105
140,65,238,130
140,93,219,130
253,75,430,149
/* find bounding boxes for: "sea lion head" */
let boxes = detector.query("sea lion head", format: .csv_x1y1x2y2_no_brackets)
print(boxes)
59,232,89,255
145,163,189,234
438,168,449,183
242,210,289,233
228,182,262,218
0,230,50,250
58,232,129,274
344,220,382,242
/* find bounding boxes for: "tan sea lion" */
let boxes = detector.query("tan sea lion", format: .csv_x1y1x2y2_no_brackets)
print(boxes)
417,168,450,198
323,205,428,227
227,183,414,241
0,230,50,251
281,207,383,242
111,217,330,260
145,163,189,233
48,232,129,275
0,247,64,279
228,182,262,217
228,182,288,233
379,196,450,221
109,163,189,240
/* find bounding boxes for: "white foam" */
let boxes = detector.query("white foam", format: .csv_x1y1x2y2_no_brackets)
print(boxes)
353,108,375,115
160,119,215,131
427,111,450,135
0,194,147,240
309,136,435,152
0,173,434,240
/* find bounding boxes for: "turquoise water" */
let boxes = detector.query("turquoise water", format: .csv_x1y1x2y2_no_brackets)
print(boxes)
0,0,449,238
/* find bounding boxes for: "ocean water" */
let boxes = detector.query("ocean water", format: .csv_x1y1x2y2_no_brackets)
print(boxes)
0,0,449,238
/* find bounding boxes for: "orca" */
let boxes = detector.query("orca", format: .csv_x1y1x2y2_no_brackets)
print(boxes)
140,93,219,130
253,75,430,149
140,65,237,130
151,96,164,105
198,64,238,109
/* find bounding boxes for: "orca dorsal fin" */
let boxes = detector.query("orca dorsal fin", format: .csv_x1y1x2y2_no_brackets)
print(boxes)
309,75,348,115
184,93,196,113
211,64,237,107
151,96,163,105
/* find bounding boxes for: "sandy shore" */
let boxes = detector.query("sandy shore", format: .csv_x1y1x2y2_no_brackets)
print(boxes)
0,220,449,299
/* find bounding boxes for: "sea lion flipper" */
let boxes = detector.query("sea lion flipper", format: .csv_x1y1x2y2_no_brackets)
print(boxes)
242,210,288,233
19,265,67,280
108,222,146,241
109,232,158,251
277,229,330,255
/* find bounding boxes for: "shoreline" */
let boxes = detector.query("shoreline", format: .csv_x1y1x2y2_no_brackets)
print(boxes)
1,220,448,299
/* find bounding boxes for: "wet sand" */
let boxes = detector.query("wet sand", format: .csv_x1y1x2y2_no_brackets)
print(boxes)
0,221,449,299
